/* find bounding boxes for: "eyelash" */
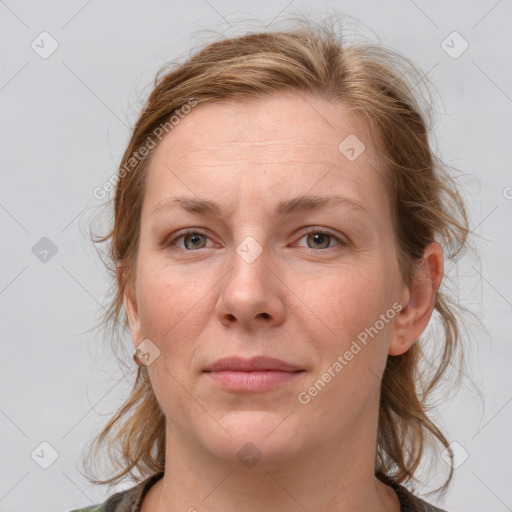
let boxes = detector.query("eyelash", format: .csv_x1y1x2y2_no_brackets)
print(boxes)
166,228,346,253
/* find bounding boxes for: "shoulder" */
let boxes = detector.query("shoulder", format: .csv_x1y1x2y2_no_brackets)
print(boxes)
68,473,164,512
391,481,449,512
69,506,106,512
376,473,449,512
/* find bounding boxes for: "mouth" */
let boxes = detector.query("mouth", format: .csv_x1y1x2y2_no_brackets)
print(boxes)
203,356,305,393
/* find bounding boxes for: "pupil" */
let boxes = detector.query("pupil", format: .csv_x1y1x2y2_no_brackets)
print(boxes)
311,233,329,248
186,233,203,249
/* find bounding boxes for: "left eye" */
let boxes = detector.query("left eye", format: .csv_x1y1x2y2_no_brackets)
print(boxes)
296,231,342,250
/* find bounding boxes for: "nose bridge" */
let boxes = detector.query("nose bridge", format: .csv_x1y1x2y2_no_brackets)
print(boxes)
228,232,269,293
226,188,271,272
216,229,285,327
235,233,266,267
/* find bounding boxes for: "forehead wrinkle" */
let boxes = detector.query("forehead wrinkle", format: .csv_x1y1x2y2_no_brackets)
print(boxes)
150,194,368,219
159,142,340,166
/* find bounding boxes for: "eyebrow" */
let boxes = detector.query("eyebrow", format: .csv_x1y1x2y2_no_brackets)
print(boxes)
150,194,368,218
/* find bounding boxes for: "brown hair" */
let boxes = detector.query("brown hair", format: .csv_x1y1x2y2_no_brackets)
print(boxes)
85,16,470,494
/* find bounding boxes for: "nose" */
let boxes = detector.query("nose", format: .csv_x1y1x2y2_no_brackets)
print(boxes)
215,240,286,330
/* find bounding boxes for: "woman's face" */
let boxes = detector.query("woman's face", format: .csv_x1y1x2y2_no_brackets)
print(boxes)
125,92,409,467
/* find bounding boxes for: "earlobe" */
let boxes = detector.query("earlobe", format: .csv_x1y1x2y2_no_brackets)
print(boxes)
388,242,444,356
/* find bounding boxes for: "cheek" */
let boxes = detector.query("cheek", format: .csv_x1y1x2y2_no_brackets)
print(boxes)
137,259,207,333
297,270,398,416
137,263,210,414
314,265,398,338
135,257,236,392
303,264,399,394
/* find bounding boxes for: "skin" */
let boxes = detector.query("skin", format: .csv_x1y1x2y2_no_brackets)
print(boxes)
123,91,443,512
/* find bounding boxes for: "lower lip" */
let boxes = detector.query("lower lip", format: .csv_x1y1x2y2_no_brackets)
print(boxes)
205,370,304,392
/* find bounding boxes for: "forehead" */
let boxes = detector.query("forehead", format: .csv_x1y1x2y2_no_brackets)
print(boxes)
153,92,371,160
142,92,387,219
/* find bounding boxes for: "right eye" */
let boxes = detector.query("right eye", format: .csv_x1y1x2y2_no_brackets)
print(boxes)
167,230,213,250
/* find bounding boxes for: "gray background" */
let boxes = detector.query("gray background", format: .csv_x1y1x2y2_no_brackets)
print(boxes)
1,1,511,511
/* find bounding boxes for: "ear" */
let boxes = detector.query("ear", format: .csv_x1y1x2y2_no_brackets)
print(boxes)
119,266,142,348
389,242,444,356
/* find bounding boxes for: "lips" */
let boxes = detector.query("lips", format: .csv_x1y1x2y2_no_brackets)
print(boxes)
203,356,305,393
203,356,303,373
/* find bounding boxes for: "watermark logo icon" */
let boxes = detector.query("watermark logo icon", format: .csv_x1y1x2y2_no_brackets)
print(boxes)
32,237,58,263
236,236,263,264
441,441,469,469
338,134,365,161
31,32,59,59
237,442,262,468
441,32,469,59
134,339,161,366
31,441,59,469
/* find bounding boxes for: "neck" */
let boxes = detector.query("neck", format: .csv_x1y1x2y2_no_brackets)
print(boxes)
144,408,399,512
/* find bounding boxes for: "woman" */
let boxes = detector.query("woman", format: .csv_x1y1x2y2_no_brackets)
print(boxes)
75,18,469,512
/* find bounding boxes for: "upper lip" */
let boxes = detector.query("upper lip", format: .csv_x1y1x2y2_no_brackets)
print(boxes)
204,356,303,372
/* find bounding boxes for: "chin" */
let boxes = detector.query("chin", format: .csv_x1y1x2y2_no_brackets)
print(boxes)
198,410,304,469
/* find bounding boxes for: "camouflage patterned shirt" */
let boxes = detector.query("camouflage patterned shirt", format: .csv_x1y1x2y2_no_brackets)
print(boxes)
69,472,449,512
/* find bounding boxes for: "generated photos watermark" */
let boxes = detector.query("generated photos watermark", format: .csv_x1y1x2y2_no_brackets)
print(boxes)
93,98,198,200
297,301,402,405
